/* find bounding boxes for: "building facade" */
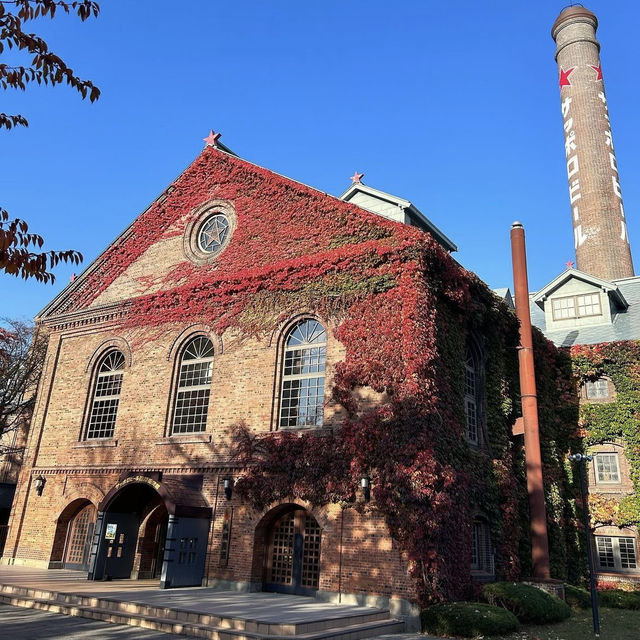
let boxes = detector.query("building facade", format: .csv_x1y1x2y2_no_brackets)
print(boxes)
2,140,539,621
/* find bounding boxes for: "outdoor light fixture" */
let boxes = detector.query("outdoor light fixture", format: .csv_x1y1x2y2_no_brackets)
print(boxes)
568,452,600,637
223,477,233,501
34,474,46,497
360,476,371,503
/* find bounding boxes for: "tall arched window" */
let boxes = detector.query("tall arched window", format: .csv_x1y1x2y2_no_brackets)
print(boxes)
86,350,125,439
279,319,326,429
464,349,478,444
171,336,214,434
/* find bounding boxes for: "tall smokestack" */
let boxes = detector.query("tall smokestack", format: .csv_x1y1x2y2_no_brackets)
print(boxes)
552,6,634,280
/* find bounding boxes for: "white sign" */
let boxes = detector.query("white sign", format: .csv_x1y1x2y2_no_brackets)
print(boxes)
105,523,118,540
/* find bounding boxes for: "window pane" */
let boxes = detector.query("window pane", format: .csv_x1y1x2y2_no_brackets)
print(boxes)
279,320,326,429
596,454,620,483
552,297,576,319
619,537,638,569
596,537,615,568
86,351,124,440
172,337,214,435
172,389,210,433
465,399,477,443
586,379,609,399
577,293,601,317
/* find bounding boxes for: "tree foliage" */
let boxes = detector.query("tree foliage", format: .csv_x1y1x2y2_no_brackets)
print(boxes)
0,319,46,455
1,1,100,282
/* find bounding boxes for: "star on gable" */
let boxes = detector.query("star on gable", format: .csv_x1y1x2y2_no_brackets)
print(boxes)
565,260,574,269
203,130,221,147
350,171,364,184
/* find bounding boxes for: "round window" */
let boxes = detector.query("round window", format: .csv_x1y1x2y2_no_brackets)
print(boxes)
197,214,230,255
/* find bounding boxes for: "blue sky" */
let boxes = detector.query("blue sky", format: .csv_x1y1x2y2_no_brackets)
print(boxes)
2,1,639,320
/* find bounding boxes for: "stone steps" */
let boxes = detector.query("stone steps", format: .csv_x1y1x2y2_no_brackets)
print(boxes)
0,583,405,640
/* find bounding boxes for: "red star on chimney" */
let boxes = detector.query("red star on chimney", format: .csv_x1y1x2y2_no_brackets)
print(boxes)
350,171,364,184
590,65,603,81
565,260,574,269
559,67,575,88
203,130,221,147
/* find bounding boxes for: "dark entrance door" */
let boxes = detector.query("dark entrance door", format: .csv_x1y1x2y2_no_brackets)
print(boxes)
265,509,321,595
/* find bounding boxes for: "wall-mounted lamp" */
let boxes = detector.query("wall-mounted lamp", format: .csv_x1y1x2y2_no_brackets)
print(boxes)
360,476,371,503
34,474,46,497
223,477,233,501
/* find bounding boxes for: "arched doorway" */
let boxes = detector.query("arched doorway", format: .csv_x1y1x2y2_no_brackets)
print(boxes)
264,507,322,595
88,475,212,588
50,500,97,571
94,481,163,580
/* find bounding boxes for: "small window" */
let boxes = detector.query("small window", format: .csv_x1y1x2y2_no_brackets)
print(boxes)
471,519,494,575
585,378,610,400
171,336,214,434
551,293,602,320
86,351,125,439
464,350,479,445
279,319,326,429
595,536,638,571
595,453,621,484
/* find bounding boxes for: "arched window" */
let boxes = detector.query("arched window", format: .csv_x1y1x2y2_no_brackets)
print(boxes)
86,350,125,439
464,348,479,445
171,336,214,434
279,319,326,429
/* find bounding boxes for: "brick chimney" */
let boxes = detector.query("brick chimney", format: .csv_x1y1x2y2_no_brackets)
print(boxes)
552,6,634,280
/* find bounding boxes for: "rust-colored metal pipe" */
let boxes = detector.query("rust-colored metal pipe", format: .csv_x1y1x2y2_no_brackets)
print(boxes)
510,221,551,580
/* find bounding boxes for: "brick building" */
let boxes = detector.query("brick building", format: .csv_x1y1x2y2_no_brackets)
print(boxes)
1,137,528,623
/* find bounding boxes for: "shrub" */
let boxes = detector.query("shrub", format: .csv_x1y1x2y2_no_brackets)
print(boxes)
598,589,640,610
565,584,591,609
420,602,519,637
483,582,571,624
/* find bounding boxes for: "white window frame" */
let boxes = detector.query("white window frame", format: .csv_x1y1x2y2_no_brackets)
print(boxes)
585,378,610,400
278,319,326,429
170,336,214,435
594,452,621,484
551,293,602,320
85,350,125,440
595,535,638,572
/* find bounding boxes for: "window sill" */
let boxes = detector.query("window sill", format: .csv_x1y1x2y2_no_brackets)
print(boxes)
156,434,212,445
73,438,118,449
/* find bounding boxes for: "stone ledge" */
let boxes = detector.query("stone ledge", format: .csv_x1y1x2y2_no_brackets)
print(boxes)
155,434,212,445
72,439,118,449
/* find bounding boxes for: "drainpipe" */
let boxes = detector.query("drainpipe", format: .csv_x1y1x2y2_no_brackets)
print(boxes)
510,221,551,580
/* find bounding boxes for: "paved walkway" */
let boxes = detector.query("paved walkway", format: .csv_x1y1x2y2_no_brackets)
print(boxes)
0,602,201,638
0,565,440,638
0,565,388,623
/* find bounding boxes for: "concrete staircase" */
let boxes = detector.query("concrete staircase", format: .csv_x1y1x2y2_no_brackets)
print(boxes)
0,583,405,640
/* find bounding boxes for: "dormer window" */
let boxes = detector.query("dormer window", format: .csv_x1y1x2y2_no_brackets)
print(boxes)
551,293,601,320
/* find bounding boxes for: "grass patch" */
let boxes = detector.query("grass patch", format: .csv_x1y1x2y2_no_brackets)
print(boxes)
501,606,640,640
483,582,571,624
421,602,519,637
598,589,640,609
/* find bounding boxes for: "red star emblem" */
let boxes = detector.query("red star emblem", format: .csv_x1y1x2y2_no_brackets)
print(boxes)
591,65,603,81
203,130,221,147
350,171,364,184
566,260,574,269
559,67,575,88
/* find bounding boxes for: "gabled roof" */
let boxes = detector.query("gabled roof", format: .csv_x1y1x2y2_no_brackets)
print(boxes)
530,274,640,347
37,147,430,321
531,268,628,310
339,182,457,252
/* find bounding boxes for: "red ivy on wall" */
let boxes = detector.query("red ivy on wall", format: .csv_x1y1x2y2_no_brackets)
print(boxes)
60,147,576,603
